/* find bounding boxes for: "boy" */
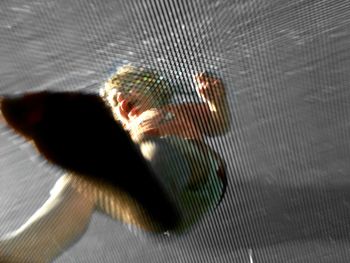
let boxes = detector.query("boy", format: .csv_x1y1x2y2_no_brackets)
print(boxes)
0,65,230,262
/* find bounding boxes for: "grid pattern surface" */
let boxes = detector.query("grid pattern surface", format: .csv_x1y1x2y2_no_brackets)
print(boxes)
1,0,350,262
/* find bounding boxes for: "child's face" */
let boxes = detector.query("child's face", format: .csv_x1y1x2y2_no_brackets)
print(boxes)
110,88,157,127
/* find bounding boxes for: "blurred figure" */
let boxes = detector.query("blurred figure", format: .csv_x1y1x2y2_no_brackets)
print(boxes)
0,65,230,262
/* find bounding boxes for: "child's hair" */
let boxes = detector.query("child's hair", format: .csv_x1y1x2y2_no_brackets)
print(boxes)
100,65,173,108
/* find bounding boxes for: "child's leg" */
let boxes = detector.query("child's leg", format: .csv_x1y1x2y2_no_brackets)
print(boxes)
0,175,95,263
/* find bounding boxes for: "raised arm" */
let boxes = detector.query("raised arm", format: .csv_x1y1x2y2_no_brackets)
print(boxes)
126,73,230,140
189,72,231,137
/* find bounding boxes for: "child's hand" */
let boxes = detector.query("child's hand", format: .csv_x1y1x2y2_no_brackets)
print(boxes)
194,72,225,103
129,109,163,139
129,108,202,140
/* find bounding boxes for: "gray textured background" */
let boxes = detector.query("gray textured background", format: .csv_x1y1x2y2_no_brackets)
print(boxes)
1,0,350,262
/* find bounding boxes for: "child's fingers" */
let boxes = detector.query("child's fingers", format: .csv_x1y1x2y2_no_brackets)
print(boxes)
115,105,129,124
194,71,217,81
116,92,124,103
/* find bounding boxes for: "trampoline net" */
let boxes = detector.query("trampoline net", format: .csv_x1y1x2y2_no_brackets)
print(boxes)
1,0,350,262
